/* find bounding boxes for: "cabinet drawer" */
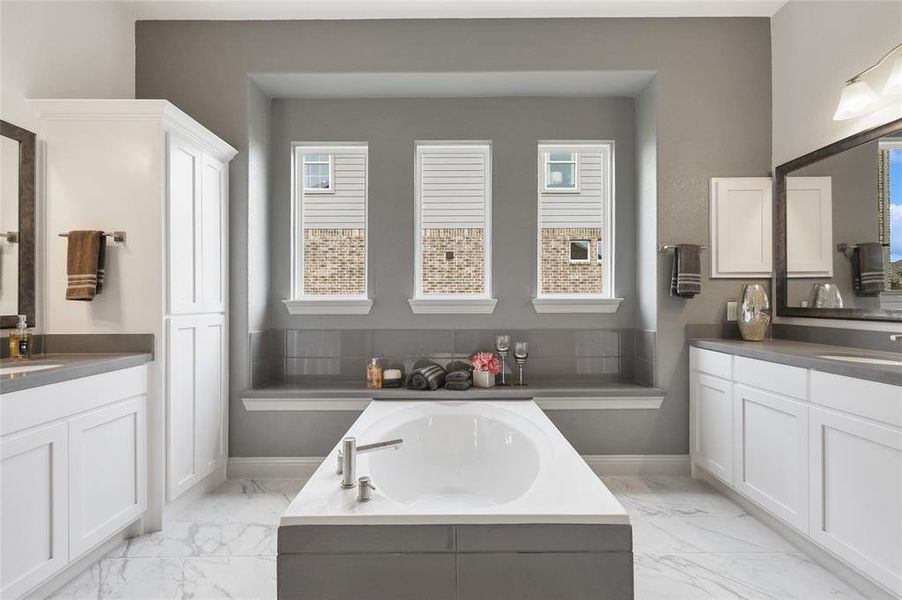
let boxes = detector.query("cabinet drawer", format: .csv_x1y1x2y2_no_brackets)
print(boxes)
811,372,902,428
691,347,732,380
735,356,807,399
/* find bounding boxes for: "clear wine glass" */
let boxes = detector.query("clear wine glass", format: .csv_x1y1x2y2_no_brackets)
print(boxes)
495,334,510,386
514,342,529,387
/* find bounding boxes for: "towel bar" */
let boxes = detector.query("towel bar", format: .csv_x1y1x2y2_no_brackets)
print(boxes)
658,244,708,253
836,242,889,252
58,231,126,243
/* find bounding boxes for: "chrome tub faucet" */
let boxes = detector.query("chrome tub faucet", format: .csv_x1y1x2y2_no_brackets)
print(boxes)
337,436,403,489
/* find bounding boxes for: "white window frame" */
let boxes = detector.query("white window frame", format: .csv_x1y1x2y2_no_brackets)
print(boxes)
284,142,372,315
410,141,496,314
302,152,334,193
543,150,580,193
569,240,591,264
534,141,622,314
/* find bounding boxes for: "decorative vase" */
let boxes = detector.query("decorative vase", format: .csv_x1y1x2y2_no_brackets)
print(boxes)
738,283,771,341
808,283,844,309
472,369,496,388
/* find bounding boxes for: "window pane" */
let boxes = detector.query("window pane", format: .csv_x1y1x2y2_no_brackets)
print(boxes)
570,240,590,261
304,154,329,163
303,229,366,296
546,162,576,189
420,228,485,295
548,152,576,162
597,239,604,263
304,163,331,189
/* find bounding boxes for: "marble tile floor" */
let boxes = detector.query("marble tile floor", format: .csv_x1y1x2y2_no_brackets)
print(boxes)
47,476,868,600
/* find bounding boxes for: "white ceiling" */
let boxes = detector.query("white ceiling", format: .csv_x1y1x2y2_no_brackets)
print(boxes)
124,0,788,20
251,71,658,99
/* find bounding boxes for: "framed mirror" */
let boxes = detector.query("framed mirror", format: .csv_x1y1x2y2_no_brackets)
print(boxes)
775,117,902,322
1,120,36,328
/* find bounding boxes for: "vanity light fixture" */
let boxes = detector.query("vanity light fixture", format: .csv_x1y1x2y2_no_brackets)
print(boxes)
833,42,902,120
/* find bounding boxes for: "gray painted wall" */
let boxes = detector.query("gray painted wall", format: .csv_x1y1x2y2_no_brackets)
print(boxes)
269,97,636,330
135,17,772,458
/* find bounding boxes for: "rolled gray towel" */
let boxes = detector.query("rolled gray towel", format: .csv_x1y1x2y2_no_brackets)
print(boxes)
406,359,446,391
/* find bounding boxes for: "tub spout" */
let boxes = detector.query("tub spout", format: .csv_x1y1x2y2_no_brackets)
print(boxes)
337,437,403,489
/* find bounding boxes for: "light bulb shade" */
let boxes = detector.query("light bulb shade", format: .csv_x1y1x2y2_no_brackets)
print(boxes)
883,54,902,96
833,80,879,120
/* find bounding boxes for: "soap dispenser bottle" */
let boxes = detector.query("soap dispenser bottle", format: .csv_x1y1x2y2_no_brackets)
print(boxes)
8,315,33,360
366,358,383,389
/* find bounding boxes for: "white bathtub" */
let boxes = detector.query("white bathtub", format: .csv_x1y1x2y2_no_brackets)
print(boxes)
281,400,629,526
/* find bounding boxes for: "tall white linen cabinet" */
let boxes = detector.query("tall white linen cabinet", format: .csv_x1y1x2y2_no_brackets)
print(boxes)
34,100,237,527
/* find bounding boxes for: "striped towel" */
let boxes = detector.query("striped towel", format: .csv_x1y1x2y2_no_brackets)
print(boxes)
670,244,702,298
852,242,885,296
65,231,105,301
407,359,447,391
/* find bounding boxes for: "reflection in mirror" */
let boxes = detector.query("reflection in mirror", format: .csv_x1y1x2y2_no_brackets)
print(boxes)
784,127,902,317
1,135,20,315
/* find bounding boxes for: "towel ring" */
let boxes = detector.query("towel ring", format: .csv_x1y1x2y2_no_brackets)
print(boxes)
58,231,126,243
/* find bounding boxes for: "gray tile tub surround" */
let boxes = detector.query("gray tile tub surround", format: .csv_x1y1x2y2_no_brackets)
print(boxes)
277,524,633,600
258,328,643,384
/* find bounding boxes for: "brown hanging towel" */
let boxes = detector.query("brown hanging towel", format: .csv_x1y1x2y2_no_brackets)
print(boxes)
65,230,105,301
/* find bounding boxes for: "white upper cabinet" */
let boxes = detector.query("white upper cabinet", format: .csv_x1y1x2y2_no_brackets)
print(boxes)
787,177,833,277
168,135,228,315
709,177,773,278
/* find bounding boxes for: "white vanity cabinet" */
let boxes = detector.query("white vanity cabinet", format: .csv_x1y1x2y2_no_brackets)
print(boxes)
0,422,69,599
808,372,902,595
690,349,734,484
1,366,148,599
690,347,902,596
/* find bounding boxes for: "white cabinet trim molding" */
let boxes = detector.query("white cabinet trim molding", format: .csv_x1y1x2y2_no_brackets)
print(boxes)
709,177,773,278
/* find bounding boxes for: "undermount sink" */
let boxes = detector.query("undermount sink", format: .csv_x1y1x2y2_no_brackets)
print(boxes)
0,363,64,376
817,355,902,367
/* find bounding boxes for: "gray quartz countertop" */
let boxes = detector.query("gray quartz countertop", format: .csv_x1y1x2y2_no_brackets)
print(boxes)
243,381,665,400
0,353,154,394
690,338,901,386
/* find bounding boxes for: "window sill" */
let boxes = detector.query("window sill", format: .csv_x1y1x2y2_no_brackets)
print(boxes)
408,297,497,314
283,298,373,315
532,297,623,314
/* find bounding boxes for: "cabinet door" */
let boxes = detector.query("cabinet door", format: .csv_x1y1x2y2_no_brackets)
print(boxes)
733,384,808,532
200,154,227,313
809,407,902,596
167,314,226,501
786,176,832,277
691,372,733,484
709,177,773,278
168,133,203,314
69,397,147,559
195,314,226,475
1,422,69,598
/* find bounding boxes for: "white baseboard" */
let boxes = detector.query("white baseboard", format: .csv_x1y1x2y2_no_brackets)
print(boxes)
583,454,691,477
227,456,325,480
227,454,690,481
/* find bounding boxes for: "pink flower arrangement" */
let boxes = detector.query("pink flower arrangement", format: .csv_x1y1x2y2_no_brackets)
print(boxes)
470,352,501,375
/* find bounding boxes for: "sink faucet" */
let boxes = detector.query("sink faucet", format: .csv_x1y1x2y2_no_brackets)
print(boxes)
337,436,403,489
